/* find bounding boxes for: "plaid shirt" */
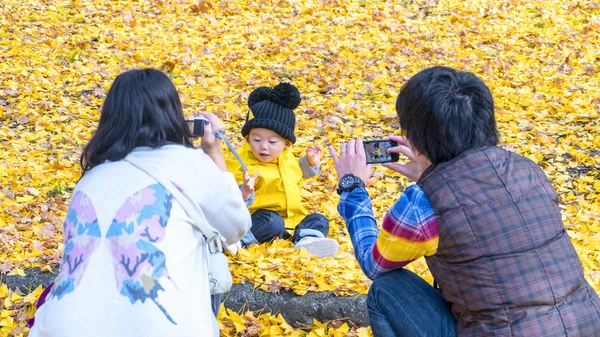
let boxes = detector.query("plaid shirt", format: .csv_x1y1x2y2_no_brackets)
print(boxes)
338,185,439,280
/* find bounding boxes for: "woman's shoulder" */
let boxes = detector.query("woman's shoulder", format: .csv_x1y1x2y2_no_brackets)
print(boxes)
135,144,210,166
155,143,204,157
77,145,210,187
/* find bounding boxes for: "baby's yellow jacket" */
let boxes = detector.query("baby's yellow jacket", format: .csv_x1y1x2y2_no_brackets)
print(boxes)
225,143,307,229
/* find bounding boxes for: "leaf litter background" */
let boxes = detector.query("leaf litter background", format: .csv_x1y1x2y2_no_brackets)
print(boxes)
0,0,599,336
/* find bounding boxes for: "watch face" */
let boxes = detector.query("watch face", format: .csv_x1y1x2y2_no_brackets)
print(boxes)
340,174,356,190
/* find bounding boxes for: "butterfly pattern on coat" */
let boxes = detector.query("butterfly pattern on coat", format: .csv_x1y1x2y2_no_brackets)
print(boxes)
50,191,101,300
50,184,177,324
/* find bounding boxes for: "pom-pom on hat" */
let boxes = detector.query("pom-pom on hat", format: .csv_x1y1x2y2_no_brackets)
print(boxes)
242,83,301,144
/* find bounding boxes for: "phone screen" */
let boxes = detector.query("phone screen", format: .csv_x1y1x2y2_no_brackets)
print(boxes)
363,140,399,164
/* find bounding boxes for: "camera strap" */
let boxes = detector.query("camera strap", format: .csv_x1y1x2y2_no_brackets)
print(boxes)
213,131,248,172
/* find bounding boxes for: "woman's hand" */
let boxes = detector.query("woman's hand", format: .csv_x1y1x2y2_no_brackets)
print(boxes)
197,113,225,155
306,145,322,167
328,138,372,185
383,135,424,182
241,170,259,201
197,113,228,171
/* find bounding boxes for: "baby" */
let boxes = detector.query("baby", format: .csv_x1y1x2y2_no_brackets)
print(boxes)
226,83,339,258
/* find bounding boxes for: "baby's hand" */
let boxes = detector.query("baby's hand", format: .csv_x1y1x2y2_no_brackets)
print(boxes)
306,145,322,167
241,171,259,201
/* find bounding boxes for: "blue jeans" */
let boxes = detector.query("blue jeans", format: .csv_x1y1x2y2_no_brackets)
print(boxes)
241,210,329,245
367,269,457,337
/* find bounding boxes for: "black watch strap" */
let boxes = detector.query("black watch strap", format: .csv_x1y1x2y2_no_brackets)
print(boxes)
336,174,365,195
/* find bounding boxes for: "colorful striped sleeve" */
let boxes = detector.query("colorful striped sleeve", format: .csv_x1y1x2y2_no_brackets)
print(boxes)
338,184,439,280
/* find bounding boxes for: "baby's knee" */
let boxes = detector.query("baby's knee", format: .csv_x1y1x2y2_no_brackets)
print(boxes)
251,210,285,234
306,213,329,224
307,213,330,230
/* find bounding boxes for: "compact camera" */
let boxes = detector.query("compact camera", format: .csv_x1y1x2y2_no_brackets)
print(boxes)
185,115,249,171
187,115,210,137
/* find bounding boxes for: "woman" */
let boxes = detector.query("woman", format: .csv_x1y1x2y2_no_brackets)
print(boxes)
29,69,251,336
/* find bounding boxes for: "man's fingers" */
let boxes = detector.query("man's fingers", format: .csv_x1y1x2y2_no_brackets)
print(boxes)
347,139,356,155
383,162,404,173
383,162,411,176
328,145,340,165
387,144,411,154
390,135,411,147
251,171,260,180
389,134,405,142
356,138,366,158
387,144,416,160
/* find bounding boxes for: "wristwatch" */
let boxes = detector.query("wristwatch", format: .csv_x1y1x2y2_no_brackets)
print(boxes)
336,174,365,195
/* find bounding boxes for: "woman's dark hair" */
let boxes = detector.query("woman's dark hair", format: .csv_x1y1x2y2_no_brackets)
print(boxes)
396,66,499,165
80,68,193,175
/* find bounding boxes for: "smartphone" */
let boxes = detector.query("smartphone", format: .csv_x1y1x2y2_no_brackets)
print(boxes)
186,116,209,137
363,140,399,164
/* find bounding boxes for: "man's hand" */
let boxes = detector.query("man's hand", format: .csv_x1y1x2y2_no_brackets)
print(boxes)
383,135,424,182
306,145,322,167
241,170,259,201
328,138,372,185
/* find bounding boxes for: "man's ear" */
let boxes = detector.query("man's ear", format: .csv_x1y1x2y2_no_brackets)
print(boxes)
409,141,433,167
413,147,423,157
408,141,424,157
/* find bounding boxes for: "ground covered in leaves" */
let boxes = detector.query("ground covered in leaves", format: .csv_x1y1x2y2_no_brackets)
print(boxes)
1,0,599,336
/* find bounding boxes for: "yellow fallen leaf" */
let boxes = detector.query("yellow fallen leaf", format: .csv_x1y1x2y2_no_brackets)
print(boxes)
22,285,43,304
6,268,26,277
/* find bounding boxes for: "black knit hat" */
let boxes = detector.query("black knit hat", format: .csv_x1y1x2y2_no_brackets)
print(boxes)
241,83,301,144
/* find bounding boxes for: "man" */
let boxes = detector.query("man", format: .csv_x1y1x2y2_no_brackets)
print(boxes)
329,66,600,336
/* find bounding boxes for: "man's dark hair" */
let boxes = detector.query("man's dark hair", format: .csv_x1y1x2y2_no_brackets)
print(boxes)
80,68,193,175
396,66,499,165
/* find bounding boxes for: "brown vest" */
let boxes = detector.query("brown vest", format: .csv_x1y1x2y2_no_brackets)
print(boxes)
418,146,600,336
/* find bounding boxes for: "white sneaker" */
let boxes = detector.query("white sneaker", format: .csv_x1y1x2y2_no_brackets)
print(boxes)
294,237,339,258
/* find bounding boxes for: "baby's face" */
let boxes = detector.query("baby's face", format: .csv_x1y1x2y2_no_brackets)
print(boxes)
248,128,290,163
